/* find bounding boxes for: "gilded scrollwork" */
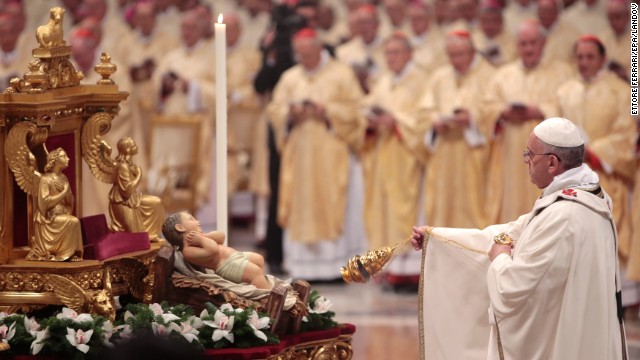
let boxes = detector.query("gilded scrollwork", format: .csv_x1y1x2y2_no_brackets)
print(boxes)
268,340,354,360
6,304,46,315
24,273,44,291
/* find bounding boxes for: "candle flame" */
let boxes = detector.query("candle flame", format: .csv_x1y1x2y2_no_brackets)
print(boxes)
218,14,223,24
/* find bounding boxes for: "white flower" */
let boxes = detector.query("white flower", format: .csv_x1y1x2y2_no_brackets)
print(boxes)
124,311,134,321
114,324,133,344
102,321,115,348
0,312,6,320
149,303,164,316
176,322,200,343
149,303,179,322
302,316,308,322
187,315,204,330
24,316,40,337
30,327,49,355
56,308,93,323
199,309,209,318
246,310,270,342
66,328,93,354
203,310,235,343
309,297,333,314
0,322,16,343
161,313,180,322
151,322,177,337
219,303,234,313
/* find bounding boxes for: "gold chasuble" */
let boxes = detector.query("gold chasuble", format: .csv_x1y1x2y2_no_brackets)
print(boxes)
361,63,429,251
267,57,365,243
483,59,573,223
556,71,638,278
601,30,632,79
420,57,497,228
227,45,265,195
152,42,216,204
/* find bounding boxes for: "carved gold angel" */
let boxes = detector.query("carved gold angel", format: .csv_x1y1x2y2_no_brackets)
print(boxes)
5,122,83,261
82,113,164,241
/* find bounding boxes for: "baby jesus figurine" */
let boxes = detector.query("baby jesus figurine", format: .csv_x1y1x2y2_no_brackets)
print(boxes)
162,212,272,289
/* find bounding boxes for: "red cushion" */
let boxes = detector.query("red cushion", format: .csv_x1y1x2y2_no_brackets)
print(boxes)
92,232,150,260
80,214,150,260
80,214,109,245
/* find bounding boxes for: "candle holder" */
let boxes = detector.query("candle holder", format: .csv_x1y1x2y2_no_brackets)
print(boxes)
340,237,413,283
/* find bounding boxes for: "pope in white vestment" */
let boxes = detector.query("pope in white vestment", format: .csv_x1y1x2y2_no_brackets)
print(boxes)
414,118,625,360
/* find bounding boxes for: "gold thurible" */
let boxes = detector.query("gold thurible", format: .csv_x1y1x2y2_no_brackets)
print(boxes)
340,237,413,283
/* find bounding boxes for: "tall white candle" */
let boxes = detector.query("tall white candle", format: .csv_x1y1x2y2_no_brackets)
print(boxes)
215,14,228,243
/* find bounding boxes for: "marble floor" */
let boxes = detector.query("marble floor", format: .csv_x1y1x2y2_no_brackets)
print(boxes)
227,220,640,359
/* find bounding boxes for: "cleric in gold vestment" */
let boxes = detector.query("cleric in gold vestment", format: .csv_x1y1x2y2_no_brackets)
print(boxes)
420,31,497,229
361,33,428,252
267,29,367,279
556,36,637,279
483,20,573,223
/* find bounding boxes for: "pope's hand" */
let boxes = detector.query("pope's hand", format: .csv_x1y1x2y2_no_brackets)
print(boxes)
412,226,425,251
488,243,512,262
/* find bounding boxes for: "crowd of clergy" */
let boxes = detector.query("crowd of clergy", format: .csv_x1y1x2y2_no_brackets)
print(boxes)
2,0,639,293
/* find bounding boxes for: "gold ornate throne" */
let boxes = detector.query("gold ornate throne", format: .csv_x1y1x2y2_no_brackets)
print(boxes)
0,7,158,317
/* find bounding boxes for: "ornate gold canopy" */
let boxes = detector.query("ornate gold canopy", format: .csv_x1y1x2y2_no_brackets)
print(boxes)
0,7,158,319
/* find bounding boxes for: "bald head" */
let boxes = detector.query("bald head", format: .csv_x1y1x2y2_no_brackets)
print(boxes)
225,13,242,47
383,0,408,26
607,0,630,35
409,3,431,36
181,10,205,47
0,15,19,52
445,33,475,73
133,2,157,36
355,6,380,44
517,21,546,68
293,36,323,71
537,0,560,29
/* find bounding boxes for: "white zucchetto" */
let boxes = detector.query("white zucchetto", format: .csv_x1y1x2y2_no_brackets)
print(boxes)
533,117,584,147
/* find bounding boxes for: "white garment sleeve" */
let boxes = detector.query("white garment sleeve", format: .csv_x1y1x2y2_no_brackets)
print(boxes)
487,203,573,319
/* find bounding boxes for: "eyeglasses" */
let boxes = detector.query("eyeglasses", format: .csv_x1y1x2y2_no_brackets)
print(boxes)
522,149,561,162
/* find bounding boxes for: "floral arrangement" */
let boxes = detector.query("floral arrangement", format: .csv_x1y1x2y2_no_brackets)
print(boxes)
300,290,337,332
0,292,337,359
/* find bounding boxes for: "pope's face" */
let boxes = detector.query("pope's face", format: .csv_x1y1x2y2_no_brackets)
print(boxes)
575,41,605,80
525,133,555,189
179,212,202,233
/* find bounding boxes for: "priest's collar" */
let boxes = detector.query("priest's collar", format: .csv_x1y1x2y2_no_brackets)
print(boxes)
542,163,600,197
183,39,205,53
392,61,415,84
581,67,606,83
303,50,330,75
136,30,154,45
411,31,432,47
453,55,479,78
362,35,382,50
